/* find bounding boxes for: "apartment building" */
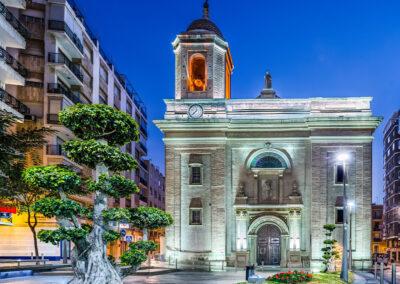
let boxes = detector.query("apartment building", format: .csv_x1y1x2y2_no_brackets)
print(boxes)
0,0,29,119
0,0,149,260
147,161,165,210
383,109,400,262
371,204,386,255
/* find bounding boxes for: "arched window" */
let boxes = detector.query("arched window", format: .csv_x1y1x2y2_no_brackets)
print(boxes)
188,53,206,92
250,152,288,169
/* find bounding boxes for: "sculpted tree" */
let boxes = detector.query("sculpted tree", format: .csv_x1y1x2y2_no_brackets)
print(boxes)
321,224,340,272
24,104,139,284
121,207,173,269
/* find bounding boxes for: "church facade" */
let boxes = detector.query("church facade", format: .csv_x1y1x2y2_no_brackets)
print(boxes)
155,2,381,270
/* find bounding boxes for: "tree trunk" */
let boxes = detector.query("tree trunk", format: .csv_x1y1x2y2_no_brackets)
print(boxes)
83,162,122,284
27,208,39,261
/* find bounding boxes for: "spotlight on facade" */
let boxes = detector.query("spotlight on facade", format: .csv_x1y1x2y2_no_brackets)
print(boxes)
337,152,350,162
347,200,355,210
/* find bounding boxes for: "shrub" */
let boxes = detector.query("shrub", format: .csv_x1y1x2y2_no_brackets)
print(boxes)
267,271,312,283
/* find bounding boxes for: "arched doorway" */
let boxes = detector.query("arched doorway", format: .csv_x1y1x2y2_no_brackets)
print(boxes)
257,224,281,265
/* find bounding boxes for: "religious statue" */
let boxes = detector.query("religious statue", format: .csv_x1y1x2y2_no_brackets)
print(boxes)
265,71,272,89
261,179,273,200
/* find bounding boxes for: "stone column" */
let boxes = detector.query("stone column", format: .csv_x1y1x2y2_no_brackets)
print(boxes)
288,209,302,251
235,210,248,251
248,235,257,265
281,235,289,267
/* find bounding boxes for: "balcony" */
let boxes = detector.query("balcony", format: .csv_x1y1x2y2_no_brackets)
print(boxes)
0,86,29,117
1,0,26,9
0,1,29,49
48,53,83,86
139,159,148,171
48,83,81,104
48,20,83,58
0,46,27,85
139,194,148,203
138,141,148,155
139,176,148,187
139,125,147,137
46,144,82,172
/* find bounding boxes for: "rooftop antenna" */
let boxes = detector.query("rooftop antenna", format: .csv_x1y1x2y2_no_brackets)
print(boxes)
203,0,209,19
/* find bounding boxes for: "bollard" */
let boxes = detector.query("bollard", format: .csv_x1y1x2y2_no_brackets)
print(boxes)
168,256,171,266
374,262,377,279
392,262,397,284
41,253,44,260
380,262,384,284
262,261,264,271
221,260,224,271
209,261,211,272
31,252,33,260
175,259,177,270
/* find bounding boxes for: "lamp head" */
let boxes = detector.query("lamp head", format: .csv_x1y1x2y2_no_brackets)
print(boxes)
337,152,350,162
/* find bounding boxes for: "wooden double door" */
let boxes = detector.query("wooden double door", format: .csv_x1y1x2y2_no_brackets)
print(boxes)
257,224,281,265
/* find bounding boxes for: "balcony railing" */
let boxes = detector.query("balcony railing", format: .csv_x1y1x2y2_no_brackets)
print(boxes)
139,194,148,203
139,159,148,171
0,46,28,77
46,144,65,156
48,52,83,82
139,141,147,155
48,20,83,53
0,1,30,39
139,176,148,187
0,87,29,115
140,125,147,137
48,83,81,104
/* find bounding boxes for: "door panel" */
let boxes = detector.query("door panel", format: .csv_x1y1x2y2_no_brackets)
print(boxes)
257,224,281,265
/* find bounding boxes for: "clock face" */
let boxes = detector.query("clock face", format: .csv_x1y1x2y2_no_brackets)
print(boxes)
188,104,203,118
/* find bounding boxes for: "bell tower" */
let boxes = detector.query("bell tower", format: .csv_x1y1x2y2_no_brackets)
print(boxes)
173,0,233,100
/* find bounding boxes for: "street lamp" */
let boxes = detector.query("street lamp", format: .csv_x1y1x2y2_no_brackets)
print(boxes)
338,152,349,283
347,200,355,271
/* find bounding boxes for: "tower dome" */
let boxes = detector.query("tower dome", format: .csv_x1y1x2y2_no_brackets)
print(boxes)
185,0,224,39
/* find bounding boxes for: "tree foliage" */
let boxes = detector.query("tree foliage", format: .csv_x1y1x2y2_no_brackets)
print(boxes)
321,224,340,272
129,206,173,230
33,197,89,219
63,140,137,171
59,104,139,146
120,248,147,267
129,240,158,253
22,165,81,194
87,174,139,198
38,227,89,245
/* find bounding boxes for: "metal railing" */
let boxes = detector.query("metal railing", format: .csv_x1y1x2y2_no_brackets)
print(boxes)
139,159,148,171
48,83,81,104
0,1,30,39
139,141,147,154
48,20,83,53
48,53,83,82
140,177,148,187
0,46,28,77
140,125,147,137
0,87,30,115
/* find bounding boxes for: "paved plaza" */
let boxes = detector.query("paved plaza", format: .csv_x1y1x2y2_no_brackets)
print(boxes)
0,270,393,284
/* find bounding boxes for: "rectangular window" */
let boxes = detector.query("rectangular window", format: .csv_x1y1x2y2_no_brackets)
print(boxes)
336,208,344,224
190,209,202,225
190,166,202,185
335,164,347,184
99,64,108,83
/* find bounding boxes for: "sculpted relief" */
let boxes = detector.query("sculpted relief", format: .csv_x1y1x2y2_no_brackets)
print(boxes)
258,177,278,203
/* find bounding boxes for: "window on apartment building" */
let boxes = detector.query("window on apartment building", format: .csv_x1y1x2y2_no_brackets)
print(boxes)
127,101,133,115
99,64,108,83
335,164,347,184
114,85,121,101
82,67,92,89
48,98,62,114
189,166,202,185
83,41,93,63
99,89,107,105
336,208,344,224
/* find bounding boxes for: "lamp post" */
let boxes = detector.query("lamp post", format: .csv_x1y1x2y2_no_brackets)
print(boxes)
338,153,349,283
347,200,355,271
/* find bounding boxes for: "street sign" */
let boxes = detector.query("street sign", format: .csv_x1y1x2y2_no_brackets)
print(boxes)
125,235,133,243
120,229,126,237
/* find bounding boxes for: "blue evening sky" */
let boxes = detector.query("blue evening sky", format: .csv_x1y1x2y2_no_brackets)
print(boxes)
75,0,400,204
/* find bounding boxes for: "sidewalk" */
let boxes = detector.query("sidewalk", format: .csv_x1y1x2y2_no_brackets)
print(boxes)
354,271,390,284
